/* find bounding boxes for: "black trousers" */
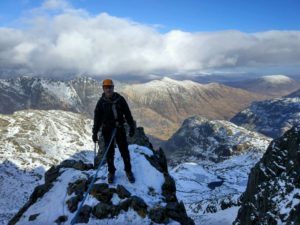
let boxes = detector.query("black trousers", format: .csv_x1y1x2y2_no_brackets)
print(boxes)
102,126,132,173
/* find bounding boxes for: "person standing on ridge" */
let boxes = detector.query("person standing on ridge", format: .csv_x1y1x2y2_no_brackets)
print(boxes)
92,79,136,183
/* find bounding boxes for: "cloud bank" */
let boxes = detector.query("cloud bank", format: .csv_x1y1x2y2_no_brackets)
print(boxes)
0,0,300,78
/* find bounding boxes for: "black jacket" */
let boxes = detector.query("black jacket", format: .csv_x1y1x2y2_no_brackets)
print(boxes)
92,92,134,135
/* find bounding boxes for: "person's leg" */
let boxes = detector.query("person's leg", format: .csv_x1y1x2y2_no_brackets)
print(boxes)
102,126,116,174
115,127,132,173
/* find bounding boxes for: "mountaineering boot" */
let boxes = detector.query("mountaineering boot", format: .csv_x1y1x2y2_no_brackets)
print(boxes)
108,172,115,184
126,171,135,183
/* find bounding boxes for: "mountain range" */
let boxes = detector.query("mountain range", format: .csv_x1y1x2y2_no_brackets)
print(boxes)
1,74,300,225
0,76,269,141
231,94,300,138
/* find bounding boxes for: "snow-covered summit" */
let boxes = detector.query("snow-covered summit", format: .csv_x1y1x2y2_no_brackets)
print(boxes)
225,74,300,98
261,74,293,84
123,76,203,94
9,145,194,225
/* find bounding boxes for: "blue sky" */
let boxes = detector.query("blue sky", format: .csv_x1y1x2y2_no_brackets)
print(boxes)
0,0,299,78
1,0,300,32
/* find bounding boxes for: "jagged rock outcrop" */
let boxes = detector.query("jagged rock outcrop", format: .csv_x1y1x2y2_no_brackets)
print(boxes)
233,125,300,225
9,144,194,225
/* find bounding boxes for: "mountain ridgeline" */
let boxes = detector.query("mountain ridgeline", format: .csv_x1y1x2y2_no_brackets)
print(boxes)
230,96,300,138
0,76,268,140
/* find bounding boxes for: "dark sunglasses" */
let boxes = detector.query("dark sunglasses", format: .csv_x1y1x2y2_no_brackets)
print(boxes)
103,85,114,90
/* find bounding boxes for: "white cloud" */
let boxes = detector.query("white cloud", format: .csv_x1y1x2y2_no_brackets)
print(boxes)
41,0,71,10
0,0,300,77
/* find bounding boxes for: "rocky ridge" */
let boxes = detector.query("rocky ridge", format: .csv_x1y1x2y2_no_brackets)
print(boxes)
234,125,300,225
9,145,194,225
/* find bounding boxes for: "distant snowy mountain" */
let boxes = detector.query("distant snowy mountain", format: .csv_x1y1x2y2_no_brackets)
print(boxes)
234,125,300,225
0,76,266,141
231,97,300,138
163,115,271,165
225,75,300,97
119,76,266,140
0,76,102,117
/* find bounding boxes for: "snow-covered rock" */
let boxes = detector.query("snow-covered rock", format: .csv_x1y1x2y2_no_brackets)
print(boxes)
171,153,261,225
8,145,194,225
233,125,300,225
1,109,190,225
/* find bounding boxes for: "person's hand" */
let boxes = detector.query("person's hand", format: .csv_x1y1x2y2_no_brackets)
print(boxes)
92,133,98,143
129,126,135,137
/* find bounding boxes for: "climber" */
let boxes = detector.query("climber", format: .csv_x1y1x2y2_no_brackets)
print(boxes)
92,79,136,184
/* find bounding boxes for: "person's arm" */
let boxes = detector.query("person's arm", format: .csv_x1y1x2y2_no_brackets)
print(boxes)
121,96,135,129
92,100,102,141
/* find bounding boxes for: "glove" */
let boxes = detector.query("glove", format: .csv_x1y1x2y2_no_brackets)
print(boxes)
92,133,98,143
129,126,135,137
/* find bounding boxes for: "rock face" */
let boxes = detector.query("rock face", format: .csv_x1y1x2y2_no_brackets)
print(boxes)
0,76,101,116
233,125,300,225
8,144,194,225
231,97,300,138
163,115,270,165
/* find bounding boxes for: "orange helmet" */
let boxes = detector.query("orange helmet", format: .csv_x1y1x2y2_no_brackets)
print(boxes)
102,79,114,86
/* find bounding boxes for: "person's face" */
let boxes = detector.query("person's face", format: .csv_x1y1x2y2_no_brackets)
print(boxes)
103,85,114,97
